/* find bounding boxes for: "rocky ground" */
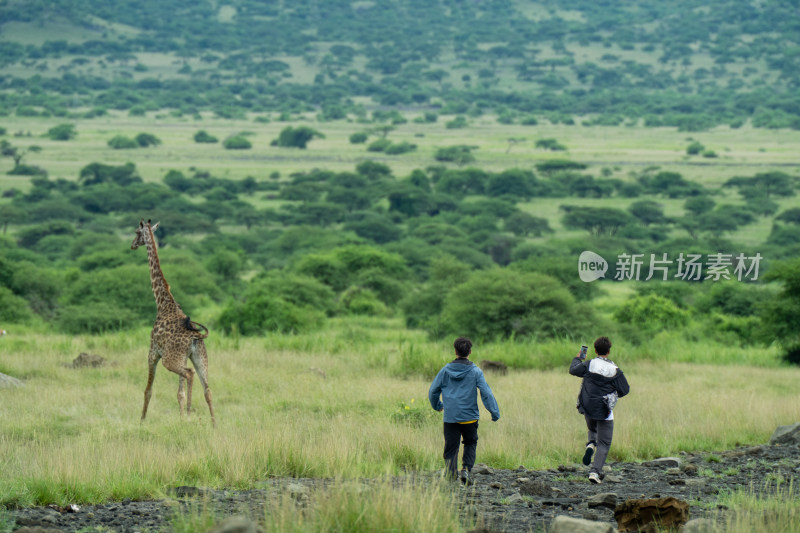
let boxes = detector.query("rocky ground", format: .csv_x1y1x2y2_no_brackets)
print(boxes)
9,442,800,533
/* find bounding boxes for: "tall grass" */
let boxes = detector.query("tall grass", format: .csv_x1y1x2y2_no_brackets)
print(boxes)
716,482,800,533
0,318,798,507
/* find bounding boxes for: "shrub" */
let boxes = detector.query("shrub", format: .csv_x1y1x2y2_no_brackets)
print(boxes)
135,133,161,147
56,303,139,334
438,269,592,340
340,287,390,316
218,294,324,335
45,123,76,141
367,138,391,152
224,136,252,149
271,126,324,149
193,130,218,143
349,132,368,144
614,294,690,332
384,141,417,155
107,135,138,149
686,141,704,155
535,138,567,151
0,286,33,323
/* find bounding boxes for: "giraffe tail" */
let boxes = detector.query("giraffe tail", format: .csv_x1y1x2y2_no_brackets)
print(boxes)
185,316,209,339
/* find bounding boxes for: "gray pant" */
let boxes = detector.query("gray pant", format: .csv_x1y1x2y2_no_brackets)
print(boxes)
585,415,614,475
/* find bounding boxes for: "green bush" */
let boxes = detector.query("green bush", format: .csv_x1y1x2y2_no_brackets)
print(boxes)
367,138,391,152
686,141,705,155
218,293,324,335
384,142,417,155
223,136,252,149
56,303,139,334
135,133,161,147
107,135,138,149
438,269,592,340
614,294,690,332
271,126,324,149
340,287,390,316
193,130,218,143
46,124,76,141
349,132,368,144
0,286,33,323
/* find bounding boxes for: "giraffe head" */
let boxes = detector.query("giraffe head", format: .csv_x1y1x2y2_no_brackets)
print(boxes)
131,219,159,250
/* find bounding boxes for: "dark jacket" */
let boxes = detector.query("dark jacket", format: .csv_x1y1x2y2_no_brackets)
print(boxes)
570,357,630,420
429,359,500,423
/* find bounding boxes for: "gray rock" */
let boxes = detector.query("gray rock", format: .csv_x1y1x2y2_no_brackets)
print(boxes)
506,492,523,504
549,515,617,533
604,475,623,483
287,483,309,497
769,423,800,446
643,457,682,468
666,468,682,475
207,515,265,533
13,528,65,533
489,482,503,489
0,372,23,388
682,518,720,533
685,478,708,487
587,492,618,509
473,464,494,475
519,479,552,497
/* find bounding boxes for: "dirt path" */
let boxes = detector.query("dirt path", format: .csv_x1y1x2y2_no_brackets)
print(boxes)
10,444,799,532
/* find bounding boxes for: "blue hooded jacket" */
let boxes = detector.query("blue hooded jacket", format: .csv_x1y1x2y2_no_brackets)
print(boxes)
429,359,500,423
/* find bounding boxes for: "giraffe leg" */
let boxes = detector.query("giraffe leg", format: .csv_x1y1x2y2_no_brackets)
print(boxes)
142,347,160,422
175,368,193,418
190,341,215,427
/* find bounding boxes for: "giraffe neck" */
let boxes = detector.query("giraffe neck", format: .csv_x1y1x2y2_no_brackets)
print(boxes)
144,225,181,316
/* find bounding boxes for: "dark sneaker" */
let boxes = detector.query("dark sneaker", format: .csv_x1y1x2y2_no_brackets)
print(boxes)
582,443,596,466
459,469,473,486
588,472,602,484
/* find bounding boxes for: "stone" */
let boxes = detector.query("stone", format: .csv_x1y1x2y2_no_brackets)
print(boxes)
665,468,682,475
604,475,623,483
685,478,708,487
682,518,720,533
587,493,618,509
287,483,309,497
0,371,23,388
549,515,617,533
519,479,552,497
769,423,800,446
14,528,65,533
473,464,494,475
506,492,523,504
682,464,698,475
207,516,265,533
172,486,207,498
614,497,689,533
642,457,682,468
489,482,503,489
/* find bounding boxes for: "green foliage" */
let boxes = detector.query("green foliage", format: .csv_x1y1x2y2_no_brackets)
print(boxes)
686,141,705,155
45,123,76,141
535,160,586,173
614,294,690,333
438,269,592,340
759,259,800,359
107,135,138,149
0,286,34,323
271,126,324,149
390,398,437,426
223,135,252,149
135,132,161,147
56,303,140,334
193,130,218,143
340,287,390,316
349,132,368,144
535,138,567,151
434,145,475,166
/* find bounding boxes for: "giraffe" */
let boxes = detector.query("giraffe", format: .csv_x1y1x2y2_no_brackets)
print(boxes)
131,219,216,427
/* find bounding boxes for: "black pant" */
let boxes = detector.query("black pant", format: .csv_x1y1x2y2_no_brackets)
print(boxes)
585,416,614,475
443,421,479,479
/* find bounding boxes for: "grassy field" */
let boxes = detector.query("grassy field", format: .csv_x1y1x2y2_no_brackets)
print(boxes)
0,318,796,511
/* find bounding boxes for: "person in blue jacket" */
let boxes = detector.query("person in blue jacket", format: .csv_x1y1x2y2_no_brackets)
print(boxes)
429,336,500,485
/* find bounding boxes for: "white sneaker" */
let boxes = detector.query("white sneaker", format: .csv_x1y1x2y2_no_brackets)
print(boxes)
588,472,602,484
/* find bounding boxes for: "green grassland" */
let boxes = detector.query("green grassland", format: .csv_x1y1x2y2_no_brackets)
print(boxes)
0,319,795,511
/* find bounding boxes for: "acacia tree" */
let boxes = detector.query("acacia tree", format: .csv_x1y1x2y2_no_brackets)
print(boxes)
271,126,324,149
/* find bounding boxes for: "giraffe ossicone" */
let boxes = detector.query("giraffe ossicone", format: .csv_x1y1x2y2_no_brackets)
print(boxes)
132,219,216,427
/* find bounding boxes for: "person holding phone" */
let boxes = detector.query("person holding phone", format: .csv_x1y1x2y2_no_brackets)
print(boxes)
569,336,630,484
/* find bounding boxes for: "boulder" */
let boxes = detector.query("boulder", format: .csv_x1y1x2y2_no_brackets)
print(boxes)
587,492,618,509
550,515,617,533
519,479,552,497
642,457,682,468
769,423,800,446
473,464,494,475
0,372,23,388
614,497,689,533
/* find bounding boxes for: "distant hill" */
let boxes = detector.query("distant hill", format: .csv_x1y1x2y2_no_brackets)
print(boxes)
1,0,799,129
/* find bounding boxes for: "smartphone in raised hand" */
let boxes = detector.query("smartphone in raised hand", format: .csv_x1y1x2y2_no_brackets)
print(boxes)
579,345,588,360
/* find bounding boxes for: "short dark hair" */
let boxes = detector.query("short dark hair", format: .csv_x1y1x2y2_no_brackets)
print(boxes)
594,336,612,356
454,337,472,358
